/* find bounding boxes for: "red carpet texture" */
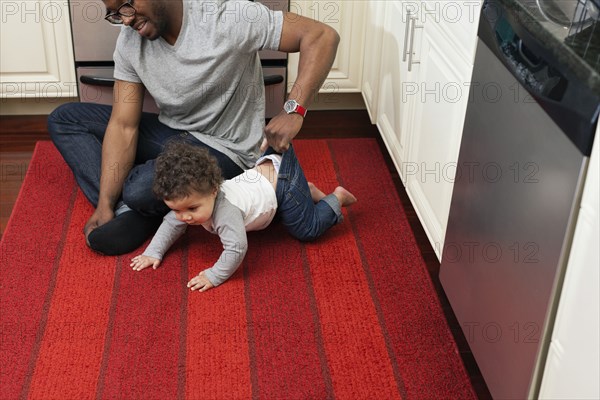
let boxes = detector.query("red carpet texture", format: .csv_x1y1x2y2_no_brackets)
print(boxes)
1,140,476,399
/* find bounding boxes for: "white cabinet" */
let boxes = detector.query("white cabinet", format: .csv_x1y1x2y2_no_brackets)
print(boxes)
538,134,600,399
405,16,476,259
288,0,365,93
371,0,482,259
375,1,417,180
0,0,77,99
361,0,386,123
417,0,482,64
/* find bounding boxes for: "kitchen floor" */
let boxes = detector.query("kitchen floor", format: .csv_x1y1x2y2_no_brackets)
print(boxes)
0,111,492,399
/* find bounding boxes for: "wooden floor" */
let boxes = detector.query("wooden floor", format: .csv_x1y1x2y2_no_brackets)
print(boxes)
0,111,492,399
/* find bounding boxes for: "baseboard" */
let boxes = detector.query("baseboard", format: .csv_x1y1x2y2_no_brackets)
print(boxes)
297,92,366,111
0,98,78,116
1,93,366,115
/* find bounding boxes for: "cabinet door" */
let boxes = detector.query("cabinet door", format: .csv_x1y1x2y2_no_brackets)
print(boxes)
376,1,422,181
1,0,76,99
288,0,365,93
361,1,386,123
404,23,473,259
420,0,482,63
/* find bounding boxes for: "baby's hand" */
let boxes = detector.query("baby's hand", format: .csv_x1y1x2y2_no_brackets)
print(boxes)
187,271,215,292
130,255,161,271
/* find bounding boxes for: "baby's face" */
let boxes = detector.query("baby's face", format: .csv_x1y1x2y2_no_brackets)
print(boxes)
165,189,217,225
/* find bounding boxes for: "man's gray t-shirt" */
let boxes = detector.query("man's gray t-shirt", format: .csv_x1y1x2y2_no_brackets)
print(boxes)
113,0,284,168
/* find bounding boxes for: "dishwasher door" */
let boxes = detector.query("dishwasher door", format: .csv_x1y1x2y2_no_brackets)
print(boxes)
440,38,586,399
439,1,598,398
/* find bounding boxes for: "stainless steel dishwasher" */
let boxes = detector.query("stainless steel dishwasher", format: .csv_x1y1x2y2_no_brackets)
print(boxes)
439,0,600,398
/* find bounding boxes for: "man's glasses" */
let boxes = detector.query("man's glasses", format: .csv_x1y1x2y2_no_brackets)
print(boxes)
105,0,136,25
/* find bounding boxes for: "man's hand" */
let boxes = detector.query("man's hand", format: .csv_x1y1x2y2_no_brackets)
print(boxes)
84,207,115,243
130,254,161,271
187,271,215,292
262,111,304,152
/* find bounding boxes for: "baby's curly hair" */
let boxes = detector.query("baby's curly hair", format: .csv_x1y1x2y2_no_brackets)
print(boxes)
153,141,223,201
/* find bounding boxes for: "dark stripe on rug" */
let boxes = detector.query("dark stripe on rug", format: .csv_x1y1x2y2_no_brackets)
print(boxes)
19,183,78,400
327,138,476,398
327,139,409,399
98,240,186,399
243,260,260,400
185,228,252,399
26,192,118,398
0,142,76,398
244,225,329,399
296,139,401,399
95,256,124,400
178,235,189,400
300,244,335,399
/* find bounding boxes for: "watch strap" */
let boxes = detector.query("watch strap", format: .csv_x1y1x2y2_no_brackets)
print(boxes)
284,99,308,118
294,103,307,118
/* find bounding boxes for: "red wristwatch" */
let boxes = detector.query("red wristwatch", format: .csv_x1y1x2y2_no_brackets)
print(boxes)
283,99,307,118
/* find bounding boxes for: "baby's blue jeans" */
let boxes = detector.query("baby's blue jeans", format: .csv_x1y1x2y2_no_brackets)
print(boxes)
274,144,342,242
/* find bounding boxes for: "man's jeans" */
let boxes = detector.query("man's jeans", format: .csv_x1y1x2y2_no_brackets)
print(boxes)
275,144,342,241
48,102,244,216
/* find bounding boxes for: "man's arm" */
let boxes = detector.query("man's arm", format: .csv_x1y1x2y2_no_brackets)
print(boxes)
263,13,340,151
84,79,145,238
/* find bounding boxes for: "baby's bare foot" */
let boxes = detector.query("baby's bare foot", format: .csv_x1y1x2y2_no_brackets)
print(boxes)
308,182,326,203
333,186,357,207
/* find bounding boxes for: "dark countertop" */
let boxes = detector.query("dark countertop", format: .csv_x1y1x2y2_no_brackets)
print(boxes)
496,0,600,94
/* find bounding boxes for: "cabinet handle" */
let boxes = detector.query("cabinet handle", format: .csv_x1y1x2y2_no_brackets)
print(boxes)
402,11,412,62
80,75,115,87
407,16,423,72
263,75,284,86
80,74,283,87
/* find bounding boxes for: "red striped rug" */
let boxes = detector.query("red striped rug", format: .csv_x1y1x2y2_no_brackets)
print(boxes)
1,139,475,399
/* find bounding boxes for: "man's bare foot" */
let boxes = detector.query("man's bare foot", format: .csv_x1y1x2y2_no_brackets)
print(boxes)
308,182,326,202
333,186,357,207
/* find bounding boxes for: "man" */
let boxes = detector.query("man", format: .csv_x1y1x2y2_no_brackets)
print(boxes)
48,0,339,255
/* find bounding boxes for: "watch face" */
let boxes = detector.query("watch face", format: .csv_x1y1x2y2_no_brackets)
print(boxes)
284,100,297,113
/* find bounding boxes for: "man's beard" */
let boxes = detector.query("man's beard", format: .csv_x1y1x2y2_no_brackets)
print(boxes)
147,1,169,40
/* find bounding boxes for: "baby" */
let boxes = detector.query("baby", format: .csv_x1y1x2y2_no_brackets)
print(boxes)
130,141,356,292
